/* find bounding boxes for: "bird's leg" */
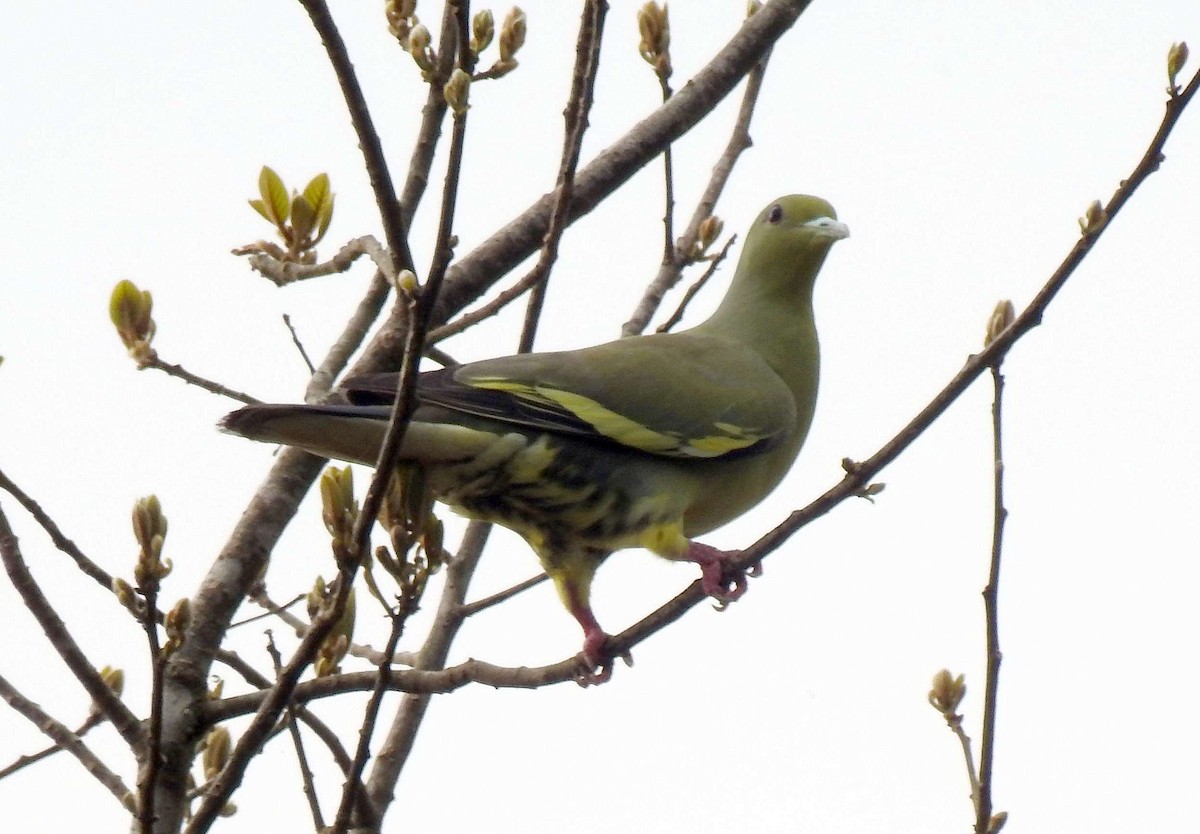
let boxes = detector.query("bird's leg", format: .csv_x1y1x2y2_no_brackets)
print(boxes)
683,541,756,610
565,594,615,686
545,549,630,685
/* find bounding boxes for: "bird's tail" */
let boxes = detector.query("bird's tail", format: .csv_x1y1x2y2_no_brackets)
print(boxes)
220,403,504,467
220,404,390,465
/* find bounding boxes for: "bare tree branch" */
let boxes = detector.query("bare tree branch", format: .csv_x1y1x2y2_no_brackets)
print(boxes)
0,506,145,750
459,572,549,618
140,357,261,405
364,520,491,812
0,467,114,593
654,234,737,333
296,0,413,273
976,362,1009,832
238,236,395,287
0,672,133,810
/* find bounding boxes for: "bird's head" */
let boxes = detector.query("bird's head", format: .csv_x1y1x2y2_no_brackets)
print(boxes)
727,194,849,307
749,194,849,258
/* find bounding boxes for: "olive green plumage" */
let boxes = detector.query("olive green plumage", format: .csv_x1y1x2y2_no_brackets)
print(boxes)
221,195,848,679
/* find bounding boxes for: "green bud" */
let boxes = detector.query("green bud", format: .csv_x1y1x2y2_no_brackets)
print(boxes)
393,269,419,297
163,598,190,657
409,23,435,74
132,495,171,589
499,7,526,65
696,215,723,255
109,280,157,365
471,9,495,55
1078,199,1107,237
637,2,671,79
98,665,126,698
927,668,967,716
444,68,472,115
1168,41,1189,91
202,726,231,780
984,299,1015,347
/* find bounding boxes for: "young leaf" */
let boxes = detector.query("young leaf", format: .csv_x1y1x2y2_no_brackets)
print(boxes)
248,198,272,223
258,166,289,225
303,174,330,215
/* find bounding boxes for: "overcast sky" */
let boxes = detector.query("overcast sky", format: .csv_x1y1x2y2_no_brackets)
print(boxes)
3,2,1200,832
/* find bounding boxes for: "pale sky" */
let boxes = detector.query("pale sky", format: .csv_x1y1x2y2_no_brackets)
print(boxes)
2,2,1199,832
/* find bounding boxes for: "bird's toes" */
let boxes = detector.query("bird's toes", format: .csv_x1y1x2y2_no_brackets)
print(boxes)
691,545,751,608
574,629,627,687
575,658,613,687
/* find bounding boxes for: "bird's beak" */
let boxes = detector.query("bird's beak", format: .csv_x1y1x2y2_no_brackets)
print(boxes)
806,216,850,241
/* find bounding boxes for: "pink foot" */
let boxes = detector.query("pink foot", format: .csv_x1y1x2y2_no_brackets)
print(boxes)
567,597,631,686
576,626,615,686
685,541,755,610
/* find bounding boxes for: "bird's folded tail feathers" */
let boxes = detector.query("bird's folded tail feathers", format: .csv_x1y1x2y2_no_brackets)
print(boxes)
219,404,501,467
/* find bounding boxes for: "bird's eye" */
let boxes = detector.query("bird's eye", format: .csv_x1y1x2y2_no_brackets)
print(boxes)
766,204,784,224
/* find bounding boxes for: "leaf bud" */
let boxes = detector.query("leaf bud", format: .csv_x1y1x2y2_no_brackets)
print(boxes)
444,68,472,115
983,299,1015,348
1168,41,1189,92
927,668,967,716
471,9,495,55
499,7,527,65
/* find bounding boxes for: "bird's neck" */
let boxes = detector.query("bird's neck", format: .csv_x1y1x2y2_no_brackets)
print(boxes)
692,253,823,440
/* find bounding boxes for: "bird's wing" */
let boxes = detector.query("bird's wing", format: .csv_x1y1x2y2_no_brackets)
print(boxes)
343,331,798,461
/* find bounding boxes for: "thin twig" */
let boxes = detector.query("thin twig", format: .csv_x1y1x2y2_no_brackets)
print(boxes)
247,590,417,666
422,343,459,368
0,710,104,779
398,2,460,225
948,713,981,802
330,615,404,834
654,234,737,332
0,672,132,809
136,586,165,833
0,506,145,749
426,270,554,344
517,0,607,353
212,645,376,824
185,561,354,831
976,363,1008,832
296,0,413,274
0,467,114,592
282,315,317,376
305,272,392,401
623,46,773,336
458,572,549,618
141,357,261,404
363,521,491,811
233,593,306,629
657,70,677,295
266,632,325,831
238,236,395,287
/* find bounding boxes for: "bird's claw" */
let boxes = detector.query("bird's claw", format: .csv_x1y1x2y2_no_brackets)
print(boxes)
574,629,630,687
575,658,613,687
688,542,753,609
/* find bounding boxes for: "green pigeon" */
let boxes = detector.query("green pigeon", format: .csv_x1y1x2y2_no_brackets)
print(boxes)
222,195,848,682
